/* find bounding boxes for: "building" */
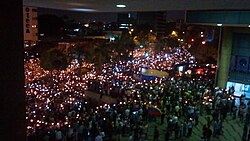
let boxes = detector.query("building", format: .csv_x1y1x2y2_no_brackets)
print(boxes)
186,10,250,98
137,12,166,37
117,13,135,29
23,6,38,48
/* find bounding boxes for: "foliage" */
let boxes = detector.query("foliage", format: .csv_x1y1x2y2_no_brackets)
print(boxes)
85,41,111,73
133,24,153,47
155,36,179,53
112,31,135,61
30,42,58,57
68,44,87,66
40,48,69,71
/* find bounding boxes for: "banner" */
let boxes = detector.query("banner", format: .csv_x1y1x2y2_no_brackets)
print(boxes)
148,105,162,116
141,69,168,78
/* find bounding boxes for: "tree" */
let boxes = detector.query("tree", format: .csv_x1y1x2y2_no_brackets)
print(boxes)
133,24,153,47
165,36,179,47
87,41,111,74
155,38,167,54
112,31,135,61
30,41,57,57
40,48,69,72
68,44,87,67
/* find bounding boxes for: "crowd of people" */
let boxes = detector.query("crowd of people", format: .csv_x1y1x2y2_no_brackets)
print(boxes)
25,45,248,141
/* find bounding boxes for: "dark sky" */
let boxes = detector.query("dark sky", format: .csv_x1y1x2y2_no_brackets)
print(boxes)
38,8,185,23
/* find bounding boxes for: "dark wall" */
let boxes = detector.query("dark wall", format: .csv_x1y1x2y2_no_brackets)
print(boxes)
0,0,25,141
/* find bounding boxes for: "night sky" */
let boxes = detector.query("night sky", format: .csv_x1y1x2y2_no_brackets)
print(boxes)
38,8,185,23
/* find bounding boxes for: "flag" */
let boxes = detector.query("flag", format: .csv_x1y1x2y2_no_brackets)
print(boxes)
148,106,162,116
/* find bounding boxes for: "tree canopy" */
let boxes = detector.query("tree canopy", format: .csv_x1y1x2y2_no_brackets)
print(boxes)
40,48,69,71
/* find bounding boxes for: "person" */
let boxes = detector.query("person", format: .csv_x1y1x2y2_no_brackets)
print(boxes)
232,105,237,120
205,126,212,141
202,124,207,138
153,126,159,141
165,128,170,141
161,109,165,124
42,132,49,141
247,129,250,141
174,122,179,139
55,128,64,141
67,125,73,141
133,125,139,141
213,120,220,137
242,124,248,141
128,133,133,141
200,136,206,141
194,108,200,126
187,119,193,137
77,123,84,141
95,132,104,141
182,120,187,137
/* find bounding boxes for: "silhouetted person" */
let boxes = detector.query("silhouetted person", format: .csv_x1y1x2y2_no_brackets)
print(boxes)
153,126,159,141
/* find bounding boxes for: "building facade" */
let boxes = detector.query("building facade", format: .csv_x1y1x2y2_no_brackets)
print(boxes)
137,12,166,37
117,13,135,29
23,6,38,47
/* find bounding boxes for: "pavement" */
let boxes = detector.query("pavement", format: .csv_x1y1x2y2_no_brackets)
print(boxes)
84,91,244,141
118,114,243,141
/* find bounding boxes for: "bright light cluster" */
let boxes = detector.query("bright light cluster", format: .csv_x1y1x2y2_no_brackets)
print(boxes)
25,44,199,134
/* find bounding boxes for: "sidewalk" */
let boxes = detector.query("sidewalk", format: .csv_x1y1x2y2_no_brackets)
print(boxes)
119,114,243,141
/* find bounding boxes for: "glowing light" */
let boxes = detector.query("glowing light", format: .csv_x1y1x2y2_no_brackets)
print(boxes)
217,23,223,26
171,31,178,37
71,8,96,12
84,24,89,27
116,4,126,8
